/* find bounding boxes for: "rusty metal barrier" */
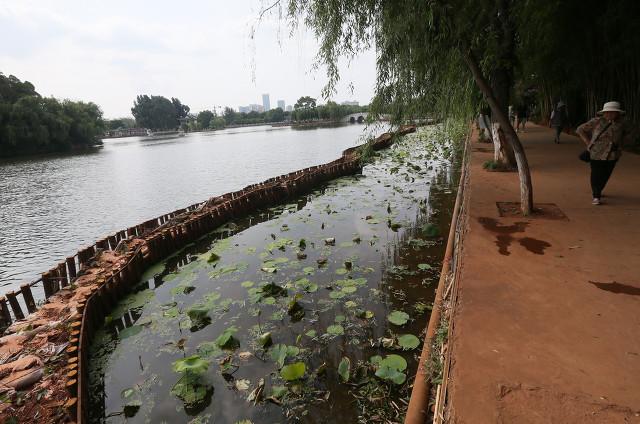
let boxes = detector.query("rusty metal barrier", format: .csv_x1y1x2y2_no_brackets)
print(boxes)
404,129,470,424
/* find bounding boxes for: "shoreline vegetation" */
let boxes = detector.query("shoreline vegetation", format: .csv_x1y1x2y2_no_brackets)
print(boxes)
0,73,104,159
1,72,372,158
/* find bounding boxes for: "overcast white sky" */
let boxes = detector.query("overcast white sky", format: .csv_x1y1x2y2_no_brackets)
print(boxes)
0,1,377,118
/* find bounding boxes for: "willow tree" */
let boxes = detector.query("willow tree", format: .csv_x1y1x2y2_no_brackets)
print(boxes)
276,0,534,214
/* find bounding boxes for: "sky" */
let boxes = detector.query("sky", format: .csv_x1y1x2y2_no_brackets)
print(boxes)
0,1,377,118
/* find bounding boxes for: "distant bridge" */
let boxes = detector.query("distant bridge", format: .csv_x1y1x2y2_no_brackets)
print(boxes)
343,112,369,123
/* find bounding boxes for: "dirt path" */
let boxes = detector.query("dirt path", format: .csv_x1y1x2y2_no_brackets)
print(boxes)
447,124,640,423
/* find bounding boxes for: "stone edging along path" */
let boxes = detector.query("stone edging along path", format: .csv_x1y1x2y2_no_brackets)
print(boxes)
0,126,415,423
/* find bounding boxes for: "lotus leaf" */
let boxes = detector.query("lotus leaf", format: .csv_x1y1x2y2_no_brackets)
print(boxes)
172,355,209,374
280,362,306,381
338,357,351,383
327,324,344,335
215,326,239,349
387,310,410,326
397,334,420,350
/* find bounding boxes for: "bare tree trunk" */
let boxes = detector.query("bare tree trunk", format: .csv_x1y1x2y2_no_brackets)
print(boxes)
461,47,534,215
487,0,517,169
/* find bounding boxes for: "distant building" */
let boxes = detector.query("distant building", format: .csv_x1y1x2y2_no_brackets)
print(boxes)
238,106,249,114
262,94,271,111
286,105,293,112
341,100,359,106
277,100,285,110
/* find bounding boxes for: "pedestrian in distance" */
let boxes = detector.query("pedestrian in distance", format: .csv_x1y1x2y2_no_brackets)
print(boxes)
516,103,528,132
576,101,634,205
508,105,516,128
549,101,569,143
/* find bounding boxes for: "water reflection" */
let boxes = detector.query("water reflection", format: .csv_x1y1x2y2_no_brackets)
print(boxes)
0,125,373,291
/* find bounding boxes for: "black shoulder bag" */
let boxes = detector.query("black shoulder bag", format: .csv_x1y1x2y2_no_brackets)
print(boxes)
579,121,611,162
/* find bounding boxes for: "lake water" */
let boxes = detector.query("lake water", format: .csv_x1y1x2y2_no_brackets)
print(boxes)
87,129,460,423
0,125,377,293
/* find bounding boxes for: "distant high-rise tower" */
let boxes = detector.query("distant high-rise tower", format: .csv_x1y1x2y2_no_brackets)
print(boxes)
286,105,293,112
277,100,285,110
262,94,271,111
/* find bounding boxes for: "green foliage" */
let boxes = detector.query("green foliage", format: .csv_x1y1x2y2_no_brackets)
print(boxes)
397,334,420,350
270,344,300,368
417,263,432,271
104,117,136,131
0,73,104,157
421,223,441,237
387,310,410,326
186,305,211,329
258,332,273,348
516,0,640,124
131,94,189,130
280,362,306,381
374,354,408,385
326,324,344,335
196,110,215,129
338,357,351,383
290,96,368,122
172,355,210,375
215,326,239,349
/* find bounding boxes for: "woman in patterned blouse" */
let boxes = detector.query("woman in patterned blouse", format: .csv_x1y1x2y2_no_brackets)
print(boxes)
576,101,634,205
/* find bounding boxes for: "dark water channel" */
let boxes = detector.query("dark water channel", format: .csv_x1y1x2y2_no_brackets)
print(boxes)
88,130,460,424
0,125,372,292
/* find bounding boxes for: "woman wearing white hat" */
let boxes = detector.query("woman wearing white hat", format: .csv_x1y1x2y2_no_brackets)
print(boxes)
576,101,634,205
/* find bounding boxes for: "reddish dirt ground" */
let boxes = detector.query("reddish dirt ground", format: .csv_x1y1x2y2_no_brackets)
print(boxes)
448,124,640,423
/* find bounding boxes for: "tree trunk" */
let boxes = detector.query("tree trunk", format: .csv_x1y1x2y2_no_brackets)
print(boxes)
490,69,516,166
491,123,517,166
488,0,517,168
461,47,534,215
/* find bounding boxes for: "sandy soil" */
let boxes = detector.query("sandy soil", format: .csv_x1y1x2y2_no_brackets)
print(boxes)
447,124,640,423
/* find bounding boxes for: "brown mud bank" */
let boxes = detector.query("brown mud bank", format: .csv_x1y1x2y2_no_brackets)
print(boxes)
0,126,415,423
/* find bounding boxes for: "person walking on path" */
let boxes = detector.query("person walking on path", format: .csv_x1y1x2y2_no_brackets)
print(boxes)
549,101,569,143
576,101,633,205
516,103,528,132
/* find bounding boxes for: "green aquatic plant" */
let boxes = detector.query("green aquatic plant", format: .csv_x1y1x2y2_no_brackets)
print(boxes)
373,354,407,385
287,294,305,321
280,362,306,381
215,326,239,349
258,332,273,348
171,355,213,407
186,304,211,329
397,334,420,350
417,263,433,271
270,344,300,368
387,310,410,326
421,223,440,237
326,324,344,335
338,357,351,383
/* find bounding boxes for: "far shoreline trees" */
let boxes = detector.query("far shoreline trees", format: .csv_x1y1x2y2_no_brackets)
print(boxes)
0,72,104,158
131,95,190,131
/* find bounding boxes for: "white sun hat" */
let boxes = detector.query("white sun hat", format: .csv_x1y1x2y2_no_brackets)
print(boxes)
598,101,625,115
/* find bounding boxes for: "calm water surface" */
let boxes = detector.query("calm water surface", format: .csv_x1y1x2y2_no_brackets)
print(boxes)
88,130,460,423
0,125,374,292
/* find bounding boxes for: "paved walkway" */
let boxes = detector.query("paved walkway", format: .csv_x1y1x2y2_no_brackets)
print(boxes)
448,124,640,423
